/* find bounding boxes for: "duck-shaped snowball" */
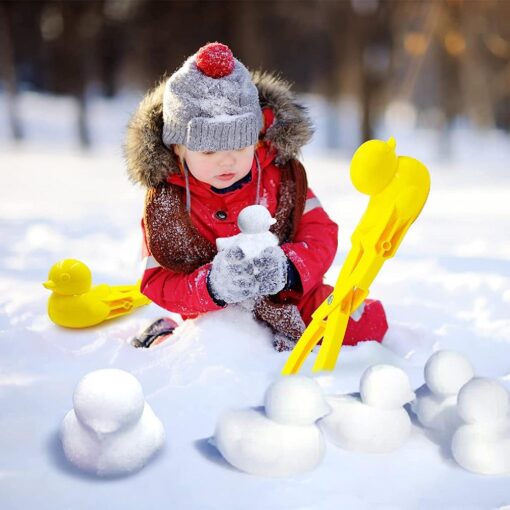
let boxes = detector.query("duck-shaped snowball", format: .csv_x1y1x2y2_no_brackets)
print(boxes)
451,378,510,475
320,365,415,453
411,350,474,434
216,205,278,260
213,376,330,477
60,369,165,476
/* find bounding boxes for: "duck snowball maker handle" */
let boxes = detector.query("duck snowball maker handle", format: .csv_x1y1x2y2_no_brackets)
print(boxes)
43,259,151,328
282,137,430,375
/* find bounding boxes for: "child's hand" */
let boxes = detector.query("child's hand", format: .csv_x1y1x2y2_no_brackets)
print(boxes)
253,246,288,296
208,247,258,304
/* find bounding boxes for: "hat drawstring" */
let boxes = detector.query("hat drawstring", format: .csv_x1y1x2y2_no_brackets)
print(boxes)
255,152,262,205
182,158,192,214
182,153,260,213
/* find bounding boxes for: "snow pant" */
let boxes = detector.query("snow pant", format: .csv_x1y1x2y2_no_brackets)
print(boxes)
296,283,388,346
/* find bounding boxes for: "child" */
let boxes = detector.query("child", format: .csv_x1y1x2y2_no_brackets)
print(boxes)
125,42,388,350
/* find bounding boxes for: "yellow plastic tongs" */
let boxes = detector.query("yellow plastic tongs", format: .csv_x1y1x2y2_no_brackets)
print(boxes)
282,137,430,375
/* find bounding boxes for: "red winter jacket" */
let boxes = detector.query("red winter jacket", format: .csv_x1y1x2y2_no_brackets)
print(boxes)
139,142,338,319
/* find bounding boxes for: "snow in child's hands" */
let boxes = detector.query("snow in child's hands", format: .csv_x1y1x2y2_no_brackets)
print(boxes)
216,205,278,259
209,246,288,304
209,247,259,304
211,206,288,304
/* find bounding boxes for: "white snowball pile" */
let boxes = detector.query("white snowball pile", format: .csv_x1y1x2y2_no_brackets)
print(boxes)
412,350,474,435
451,378,510,475
60,369,165,476
320,364,415,453
409,349,510,476
213,376,330,477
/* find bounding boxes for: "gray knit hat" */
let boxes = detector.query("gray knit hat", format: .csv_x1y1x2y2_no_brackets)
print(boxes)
162,43,263,152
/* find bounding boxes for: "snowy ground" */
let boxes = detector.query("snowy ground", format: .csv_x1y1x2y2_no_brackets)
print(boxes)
2,95,510,509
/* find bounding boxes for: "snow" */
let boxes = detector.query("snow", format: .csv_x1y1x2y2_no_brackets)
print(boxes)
72,369,145,435
320,365,414,454
61,392,164,477
456,378,509,425
451,378,510,475
214,377,328,477
411,351,475,436
211,206,287,304
359,364,415,409
216,205,278,259
264,376,331,426
2,93,510,508
423,350,474,398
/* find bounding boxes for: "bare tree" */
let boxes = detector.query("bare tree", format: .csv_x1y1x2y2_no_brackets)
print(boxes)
0,1,22,140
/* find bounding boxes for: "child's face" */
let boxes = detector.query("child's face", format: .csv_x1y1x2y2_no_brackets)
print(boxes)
174,145,255,189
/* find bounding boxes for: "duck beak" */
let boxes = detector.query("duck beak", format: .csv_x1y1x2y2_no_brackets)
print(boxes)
43,280,56,290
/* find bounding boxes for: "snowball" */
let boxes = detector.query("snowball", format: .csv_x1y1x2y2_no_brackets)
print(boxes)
61,403,165,476
73,369,145,434
411,390,461,435
216,205,278,260
62,369,165,476
214,409,325,477
237,205,276,234
457,378,509,424
424,350,474,397
320,394,412,454
452,379,510,475
359,365,415,409
264,376,331,426
451,422,510,476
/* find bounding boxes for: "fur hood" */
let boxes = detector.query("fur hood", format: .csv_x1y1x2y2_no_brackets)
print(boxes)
124,71,314,188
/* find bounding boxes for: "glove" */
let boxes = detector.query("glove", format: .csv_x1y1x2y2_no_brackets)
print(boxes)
208,247,258,304
252,246,288,296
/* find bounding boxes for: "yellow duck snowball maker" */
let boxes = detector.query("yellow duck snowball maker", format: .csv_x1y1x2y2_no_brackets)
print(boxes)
43,259,151,328
282,136,430,375
350,137,398,196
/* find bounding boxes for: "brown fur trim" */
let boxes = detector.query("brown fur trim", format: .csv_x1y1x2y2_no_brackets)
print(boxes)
252,72,314,167
124,80,181,188
144,184,217,273
124,72,313,188
271,159,308,244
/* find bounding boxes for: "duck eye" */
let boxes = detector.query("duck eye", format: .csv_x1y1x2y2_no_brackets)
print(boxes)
61,273,71,282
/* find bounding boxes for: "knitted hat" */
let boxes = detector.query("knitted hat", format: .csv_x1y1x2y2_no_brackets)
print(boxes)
162,42,263,152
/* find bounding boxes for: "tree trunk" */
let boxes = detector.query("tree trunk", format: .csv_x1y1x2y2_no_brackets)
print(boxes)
0,2,22,140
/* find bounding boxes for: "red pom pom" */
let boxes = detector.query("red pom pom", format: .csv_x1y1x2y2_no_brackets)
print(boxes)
196,42,235,78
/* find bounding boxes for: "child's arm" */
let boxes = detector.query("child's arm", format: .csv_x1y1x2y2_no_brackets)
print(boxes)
139,220,224,317
280,189,338,296
140,259,224,317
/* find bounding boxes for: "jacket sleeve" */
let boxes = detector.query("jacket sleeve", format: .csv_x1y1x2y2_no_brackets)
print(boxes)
280,189,338,296
139,220,224,317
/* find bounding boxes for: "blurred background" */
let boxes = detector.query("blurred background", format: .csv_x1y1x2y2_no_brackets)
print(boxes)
1,0,510,162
